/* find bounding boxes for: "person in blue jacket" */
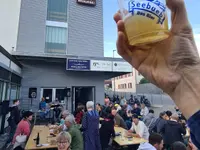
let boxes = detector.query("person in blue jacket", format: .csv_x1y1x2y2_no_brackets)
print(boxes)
114,0,200,149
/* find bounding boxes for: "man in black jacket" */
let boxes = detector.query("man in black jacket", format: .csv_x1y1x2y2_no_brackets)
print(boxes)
161,113,186,149
5,99,20,148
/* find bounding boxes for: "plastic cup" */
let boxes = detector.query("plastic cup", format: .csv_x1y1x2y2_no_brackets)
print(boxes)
118,0,169,46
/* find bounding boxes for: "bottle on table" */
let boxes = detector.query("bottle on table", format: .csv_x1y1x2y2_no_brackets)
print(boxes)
36,132,40,145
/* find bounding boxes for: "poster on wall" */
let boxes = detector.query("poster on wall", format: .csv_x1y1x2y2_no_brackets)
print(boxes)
77,0,96,6
67,59,90,71
90,60,112,72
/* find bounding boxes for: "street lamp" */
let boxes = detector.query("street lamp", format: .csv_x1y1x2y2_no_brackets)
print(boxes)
113,50,116,95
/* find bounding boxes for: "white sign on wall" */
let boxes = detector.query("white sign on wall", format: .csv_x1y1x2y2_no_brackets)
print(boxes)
90,60,112,71
112,61,132,72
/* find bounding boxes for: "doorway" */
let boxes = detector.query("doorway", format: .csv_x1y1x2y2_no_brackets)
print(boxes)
42,89,53,103
72,86,95,112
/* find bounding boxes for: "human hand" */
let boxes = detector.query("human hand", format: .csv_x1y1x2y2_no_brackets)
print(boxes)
114,0,200,95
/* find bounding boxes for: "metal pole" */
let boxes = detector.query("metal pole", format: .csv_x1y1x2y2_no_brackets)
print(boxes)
113,50,116,95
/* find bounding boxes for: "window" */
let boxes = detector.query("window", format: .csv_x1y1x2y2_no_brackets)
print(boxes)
118,85,120,89
0,81,3,102
45,26,67,54
10,84,17,100
56,89,65,101
128,83,132,88
47,0,68,22
124,84,127,89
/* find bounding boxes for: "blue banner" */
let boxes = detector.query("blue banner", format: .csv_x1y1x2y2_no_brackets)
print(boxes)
67,59,90,71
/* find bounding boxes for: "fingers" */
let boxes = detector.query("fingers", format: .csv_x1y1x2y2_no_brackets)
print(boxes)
117,31,132,64
166,0,191,33
114,12,122,24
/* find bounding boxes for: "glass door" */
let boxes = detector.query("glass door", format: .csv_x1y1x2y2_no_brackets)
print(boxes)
42,89,53,103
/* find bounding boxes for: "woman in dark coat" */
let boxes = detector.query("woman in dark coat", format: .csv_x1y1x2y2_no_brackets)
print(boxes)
82,101,101,150
100,107,115,150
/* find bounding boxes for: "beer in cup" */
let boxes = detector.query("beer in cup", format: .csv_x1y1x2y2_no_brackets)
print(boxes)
118,0,169,46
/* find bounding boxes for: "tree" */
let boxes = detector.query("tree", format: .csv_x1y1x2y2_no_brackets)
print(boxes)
139,78,149,84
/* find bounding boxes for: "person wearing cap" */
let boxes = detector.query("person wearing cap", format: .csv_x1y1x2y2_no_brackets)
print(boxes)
160,113,186,149
81,101,101,150
114,0,200,148
65,114,83,150
127,114,149,140
12,111,33,149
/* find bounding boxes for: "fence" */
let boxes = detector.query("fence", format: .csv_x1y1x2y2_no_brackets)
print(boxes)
105,91,175,106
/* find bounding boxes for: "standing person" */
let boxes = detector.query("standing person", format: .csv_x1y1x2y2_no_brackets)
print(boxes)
12,111,33,149
166,110,172,120
161,114,186,149
82,101,101,150
75,105,85,124
128,114,149,140
153,112,167,134
138,133,164,150
6,99,20,148
99,107,115,150
114,0,200,147
65,114,83,150
111,106,127,129
143,109,157,132
57,132,72,150
96,103,103,118
140,103,149,117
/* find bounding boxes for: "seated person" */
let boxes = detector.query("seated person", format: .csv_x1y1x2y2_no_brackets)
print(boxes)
57,131,71,150
39,97,48,119
65,114,83,150
127,114,149,140
138,133,164,150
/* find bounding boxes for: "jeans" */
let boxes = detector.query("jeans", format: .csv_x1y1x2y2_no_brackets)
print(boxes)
7,124,17,144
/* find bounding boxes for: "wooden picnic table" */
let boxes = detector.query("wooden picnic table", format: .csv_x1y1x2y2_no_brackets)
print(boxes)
25,125,57,150
114,127,147,146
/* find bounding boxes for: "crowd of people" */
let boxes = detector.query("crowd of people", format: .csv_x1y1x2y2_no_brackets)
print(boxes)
4,97,198,150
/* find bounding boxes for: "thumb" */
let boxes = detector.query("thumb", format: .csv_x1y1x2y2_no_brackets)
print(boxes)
166,0,191,33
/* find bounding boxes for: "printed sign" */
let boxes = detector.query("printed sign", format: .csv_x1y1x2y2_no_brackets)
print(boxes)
113,62,132,72
90,60,112,72
77,0,96,6
67,59,90,71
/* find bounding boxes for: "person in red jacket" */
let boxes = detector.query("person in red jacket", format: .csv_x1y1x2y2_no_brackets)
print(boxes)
75,105,85,124
12,111,33,149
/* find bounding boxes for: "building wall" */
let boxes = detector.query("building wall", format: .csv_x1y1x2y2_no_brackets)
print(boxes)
135,70,144,84
0,0,21,53
67,1,104,57
20,60,105,111
16,0,47,56
15,0,103,57
112,70,136,93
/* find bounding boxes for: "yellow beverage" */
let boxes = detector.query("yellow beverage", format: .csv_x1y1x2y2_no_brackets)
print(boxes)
120,0,169,46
